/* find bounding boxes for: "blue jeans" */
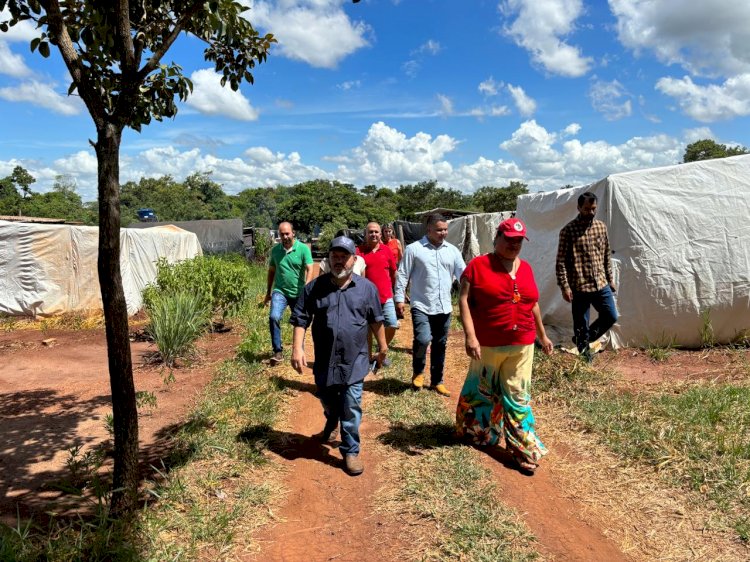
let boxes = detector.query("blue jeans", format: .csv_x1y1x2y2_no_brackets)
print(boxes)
317,382,364,455
572,286,618,352
411,309,451,385
269,290,297,353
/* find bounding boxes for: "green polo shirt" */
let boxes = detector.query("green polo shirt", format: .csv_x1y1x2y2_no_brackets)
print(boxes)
270,240,313,298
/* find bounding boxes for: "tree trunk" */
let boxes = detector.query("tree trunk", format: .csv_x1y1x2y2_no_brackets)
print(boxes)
95,122,139,516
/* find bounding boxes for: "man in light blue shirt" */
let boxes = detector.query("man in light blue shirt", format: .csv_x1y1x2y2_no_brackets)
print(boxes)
395,213,465,396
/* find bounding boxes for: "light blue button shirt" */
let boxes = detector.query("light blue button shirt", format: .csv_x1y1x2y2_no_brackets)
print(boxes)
395,236,466,315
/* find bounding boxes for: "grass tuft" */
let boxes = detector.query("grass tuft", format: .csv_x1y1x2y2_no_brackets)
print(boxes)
145,290,211,366
370,352,538,560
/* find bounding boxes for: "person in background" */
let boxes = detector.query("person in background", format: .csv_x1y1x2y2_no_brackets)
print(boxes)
382,223,403,264
264,221,314,365
456,218,553,474
291,236,387,476
395,213,465,396
357,222,398,364
556,192,618,363
319,230,366,277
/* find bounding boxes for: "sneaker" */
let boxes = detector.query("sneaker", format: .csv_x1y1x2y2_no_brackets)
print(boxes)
316,425,339,444
411,373,425,390
430,383,451,397
344,453,364,476
580,347,594,364
270,351,283,365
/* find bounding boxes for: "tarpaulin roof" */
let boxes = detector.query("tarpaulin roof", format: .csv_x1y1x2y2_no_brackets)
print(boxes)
517,154,750,348
0,220,202,316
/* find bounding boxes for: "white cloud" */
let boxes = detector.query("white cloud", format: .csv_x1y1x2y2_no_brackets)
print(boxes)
589,79,632,120
328,121,458,184
337,79,361,90
402,59,420,78
507,84,537,116
436,94,454,116
248,0,370,68
0,41,31,77
490,105,512,116
5,121,707,201
186,69,259,121
656,74,750,122
479,77,502,96
683,127,714,143
610,0,750,77
0,80,81,115
414,39,441,55
501,0,592,77
500,119,682,187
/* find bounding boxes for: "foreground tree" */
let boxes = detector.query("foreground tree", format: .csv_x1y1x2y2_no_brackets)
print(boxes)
683,139,749,163
1,1,274,515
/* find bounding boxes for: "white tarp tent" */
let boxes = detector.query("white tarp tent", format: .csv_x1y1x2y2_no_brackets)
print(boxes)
447,211,514,262
0,220,202,316
517,154,750,348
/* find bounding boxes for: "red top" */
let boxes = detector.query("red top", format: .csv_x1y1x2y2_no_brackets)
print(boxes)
385,238,403,263
461,254,539,347
357,243,397,303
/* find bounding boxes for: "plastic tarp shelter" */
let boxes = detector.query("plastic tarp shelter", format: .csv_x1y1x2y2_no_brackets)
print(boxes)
516,154,750,349
394,212,513,262
129,218,243,255
0,220,202,317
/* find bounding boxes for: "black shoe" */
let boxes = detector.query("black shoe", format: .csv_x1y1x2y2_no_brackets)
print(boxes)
270,351,283,365
316,425,339,443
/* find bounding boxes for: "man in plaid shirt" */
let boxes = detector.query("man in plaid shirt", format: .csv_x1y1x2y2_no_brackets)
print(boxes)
556,192,618,362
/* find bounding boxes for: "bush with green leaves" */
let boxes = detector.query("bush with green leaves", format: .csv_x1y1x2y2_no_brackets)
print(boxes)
145,291,211,367
143,255,254,321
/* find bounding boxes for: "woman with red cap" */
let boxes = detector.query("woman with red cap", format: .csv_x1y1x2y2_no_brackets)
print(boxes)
455,217,553,473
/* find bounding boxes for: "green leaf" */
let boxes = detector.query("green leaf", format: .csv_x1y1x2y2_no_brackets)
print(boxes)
38,41,50,58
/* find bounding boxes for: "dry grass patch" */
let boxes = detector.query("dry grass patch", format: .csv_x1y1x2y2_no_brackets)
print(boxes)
534,351,750,560
369,353,539,561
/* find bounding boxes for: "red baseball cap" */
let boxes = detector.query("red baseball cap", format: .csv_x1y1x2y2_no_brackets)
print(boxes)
497,218,528,240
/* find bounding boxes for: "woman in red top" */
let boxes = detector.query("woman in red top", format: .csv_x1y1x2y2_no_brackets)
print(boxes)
456,218,553,473
381,224,403,264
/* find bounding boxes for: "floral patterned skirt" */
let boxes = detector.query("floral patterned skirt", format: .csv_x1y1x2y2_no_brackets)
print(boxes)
455,343,547,464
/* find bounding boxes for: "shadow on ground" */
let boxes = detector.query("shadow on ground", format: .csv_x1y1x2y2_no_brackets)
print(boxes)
377,422,458,455
0,389,112,522
238,424,342,469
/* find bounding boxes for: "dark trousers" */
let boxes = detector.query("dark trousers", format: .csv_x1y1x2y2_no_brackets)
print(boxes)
411,309,451,385
572,286,618,351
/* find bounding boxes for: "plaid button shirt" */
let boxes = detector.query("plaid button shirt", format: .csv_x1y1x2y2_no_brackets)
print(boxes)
556,216,613,293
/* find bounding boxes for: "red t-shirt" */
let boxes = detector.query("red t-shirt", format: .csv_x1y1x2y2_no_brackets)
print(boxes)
461,254,539,347
357,244,397,303
385,238,403,263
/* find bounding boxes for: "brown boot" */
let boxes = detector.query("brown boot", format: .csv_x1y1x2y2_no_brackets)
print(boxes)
344,453,364,476
270,351,283,365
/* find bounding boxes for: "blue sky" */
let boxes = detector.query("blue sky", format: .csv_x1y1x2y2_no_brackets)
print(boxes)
1,0,749,201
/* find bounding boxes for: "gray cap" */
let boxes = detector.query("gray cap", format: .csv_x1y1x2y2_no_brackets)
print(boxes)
329,236,356,254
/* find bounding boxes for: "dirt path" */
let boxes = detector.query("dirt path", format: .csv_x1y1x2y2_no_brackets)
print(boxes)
253,315,629,561
250,350,406,561
418,321,629,562
0,326,240,524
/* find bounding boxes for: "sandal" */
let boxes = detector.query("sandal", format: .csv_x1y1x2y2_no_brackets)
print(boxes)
513,454,538,474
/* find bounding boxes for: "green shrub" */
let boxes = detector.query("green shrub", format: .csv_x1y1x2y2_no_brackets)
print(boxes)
144,255,254,321
146,291,211,367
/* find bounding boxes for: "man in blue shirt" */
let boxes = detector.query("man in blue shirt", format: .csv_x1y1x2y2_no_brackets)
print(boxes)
395,214,465,396
291,236,387,476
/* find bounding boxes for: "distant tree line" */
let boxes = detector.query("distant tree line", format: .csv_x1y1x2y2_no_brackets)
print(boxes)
4,138,743,232
1,168,529,233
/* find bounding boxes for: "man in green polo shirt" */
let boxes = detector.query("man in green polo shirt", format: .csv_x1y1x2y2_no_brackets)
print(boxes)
265,221,314,365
